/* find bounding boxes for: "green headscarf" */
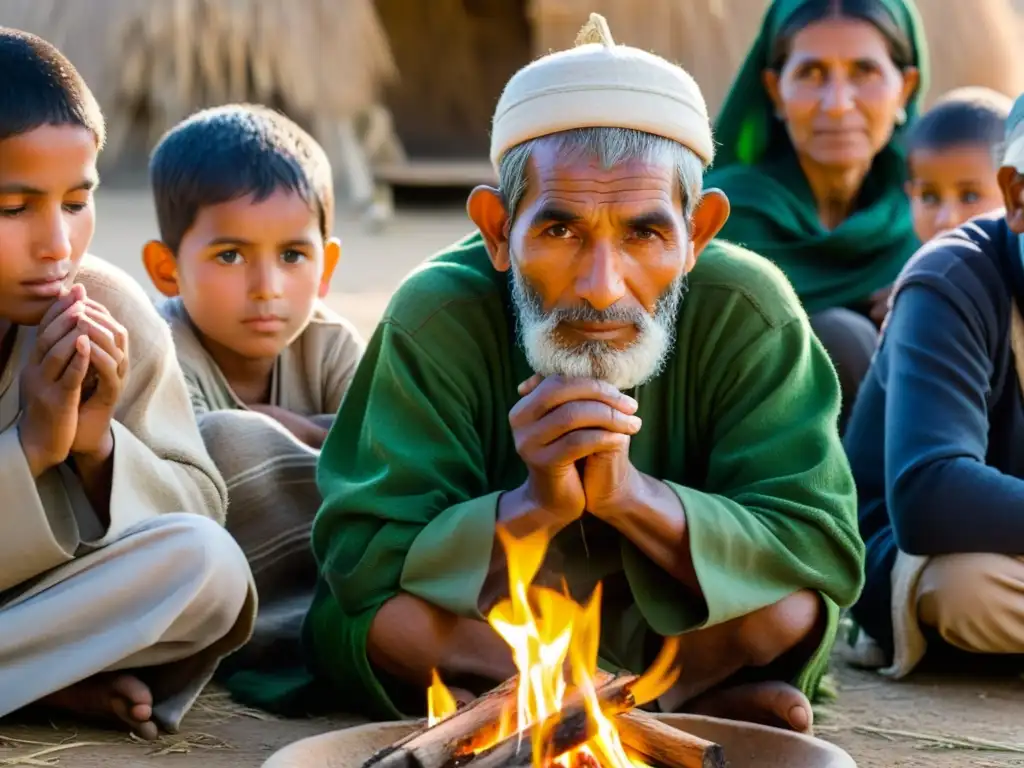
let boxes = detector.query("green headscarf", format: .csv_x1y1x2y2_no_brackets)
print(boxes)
706,0,929,315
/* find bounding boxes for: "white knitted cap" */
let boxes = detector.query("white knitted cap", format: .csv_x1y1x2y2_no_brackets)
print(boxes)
489,13,714,169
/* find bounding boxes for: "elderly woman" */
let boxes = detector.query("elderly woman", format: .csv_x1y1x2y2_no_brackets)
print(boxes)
707,0,926,427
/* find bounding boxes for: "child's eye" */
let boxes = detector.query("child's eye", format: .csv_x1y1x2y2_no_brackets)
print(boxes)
920,192,940,206
0,205,26,217
961,191,981,204
62,202,88,214
215,250,243,265
281,250,307,264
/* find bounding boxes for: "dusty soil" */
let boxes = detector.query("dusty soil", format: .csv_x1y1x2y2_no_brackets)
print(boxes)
3,190,1021,767
0,665,1020,768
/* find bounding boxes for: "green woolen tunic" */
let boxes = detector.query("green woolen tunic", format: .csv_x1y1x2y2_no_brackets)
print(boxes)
306,232,864,720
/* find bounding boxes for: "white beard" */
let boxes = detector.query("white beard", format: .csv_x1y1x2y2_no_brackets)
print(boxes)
509,262,682,391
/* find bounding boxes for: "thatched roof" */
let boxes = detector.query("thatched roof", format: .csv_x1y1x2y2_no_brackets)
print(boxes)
0,0,397,160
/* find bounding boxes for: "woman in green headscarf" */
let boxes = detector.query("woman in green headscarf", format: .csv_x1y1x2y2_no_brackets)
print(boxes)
707,0,926,428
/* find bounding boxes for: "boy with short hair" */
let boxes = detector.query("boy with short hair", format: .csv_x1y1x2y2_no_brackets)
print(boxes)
905,87,1012,243
142,104,364,707
0,28,255,738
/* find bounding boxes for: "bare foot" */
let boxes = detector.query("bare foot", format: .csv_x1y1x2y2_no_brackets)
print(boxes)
40,673,159,740
685,681,814,733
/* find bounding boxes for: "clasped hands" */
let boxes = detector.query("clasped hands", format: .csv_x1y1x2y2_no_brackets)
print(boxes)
17,284,128,479
506,373,645,534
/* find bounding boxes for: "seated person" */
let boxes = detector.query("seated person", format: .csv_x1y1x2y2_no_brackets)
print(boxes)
0,28,255,738
905,87,1011,244
306,17,863,733
142,104,364,708
845,92,1024,677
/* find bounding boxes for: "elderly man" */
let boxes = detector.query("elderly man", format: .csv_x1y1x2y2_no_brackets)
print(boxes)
306,15,863,732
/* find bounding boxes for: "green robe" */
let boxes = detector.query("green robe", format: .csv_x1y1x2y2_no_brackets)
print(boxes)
705,0,929,315
307,233,864,720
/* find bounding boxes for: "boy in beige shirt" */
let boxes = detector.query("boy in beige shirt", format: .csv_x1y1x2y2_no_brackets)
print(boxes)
0,28,255,738
142,104,364,705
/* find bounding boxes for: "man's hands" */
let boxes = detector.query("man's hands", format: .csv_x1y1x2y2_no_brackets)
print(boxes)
248,404,329,449
503,375,641,533
18,285,127,478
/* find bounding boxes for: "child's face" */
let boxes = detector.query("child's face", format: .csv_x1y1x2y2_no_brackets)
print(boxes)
907,143,1004,243
0,125,98,326
157,189,337,361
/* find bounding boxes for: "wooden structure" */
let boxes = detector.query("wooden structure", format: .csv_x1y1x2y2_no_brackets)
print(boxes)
376,0,1024,188
3,0,1024,207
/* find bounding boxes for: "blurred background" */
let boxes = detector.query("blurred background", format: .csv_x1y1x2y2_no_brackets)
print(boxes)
4,0,1024,334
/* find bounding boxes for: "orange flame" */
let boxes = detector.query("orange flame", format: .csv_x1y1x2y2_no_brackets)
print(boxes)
426,528,681,767
427,669,458,726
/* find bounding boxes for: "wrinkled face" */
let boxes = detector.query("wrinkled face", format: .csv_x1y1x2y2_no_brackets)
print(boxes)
767,17,913,170
506,145,690,390
0,125,98,326
907,144,1003,242
174,189,328,361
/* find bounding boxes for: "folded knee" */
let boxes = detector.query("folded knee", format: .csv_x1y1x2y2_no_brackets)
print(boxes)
735,590,822,668
151,514,253,625
917,554,1024,652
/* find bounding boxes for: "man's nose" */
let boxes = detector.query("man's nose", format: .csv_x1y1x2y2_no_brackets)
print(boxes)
575,244,626,311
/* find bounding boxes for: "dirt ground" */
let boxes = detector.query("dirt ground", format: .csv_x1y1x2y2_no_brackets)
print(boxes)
2,189,1021,767
1,665,1020,767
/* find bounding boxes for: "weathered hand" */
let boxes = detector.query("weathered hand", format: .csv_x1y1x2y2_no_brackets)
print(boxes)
509,374,641,526
582,435,642,521
17,285,93,477
69,295,128,463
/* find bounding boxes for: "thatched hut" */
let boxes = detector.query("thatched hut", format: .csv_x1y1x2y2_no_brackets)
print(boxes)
4,0,1023,205
0,0,399,215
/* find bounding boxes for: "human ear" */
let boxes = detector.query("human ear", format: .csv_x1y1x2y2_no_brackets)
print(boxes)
998,166,1024,234
319,238,341,298
142,240,179,297
468,185,512,272
685,189,731,271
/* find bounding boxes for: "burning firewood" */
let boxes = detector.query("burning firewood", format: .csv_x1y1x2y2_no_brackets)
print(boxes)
361,530,728,768
466,674,639,768
360,673,621,768
361,675,522,768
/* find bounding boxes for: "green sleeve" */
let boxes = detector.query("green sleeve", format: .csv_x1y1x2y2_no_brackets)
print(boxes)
624,316,863,687
311,319,499,718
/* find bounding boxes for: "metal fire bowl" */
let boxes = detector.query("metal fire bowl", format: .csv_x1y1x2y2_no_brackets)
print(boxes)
261,714,857,768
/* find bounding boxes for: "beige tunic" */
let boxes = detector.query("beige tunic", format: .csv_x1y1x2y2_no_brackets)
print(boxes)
159,296,364,417
0,255,256,730
158,296,364,676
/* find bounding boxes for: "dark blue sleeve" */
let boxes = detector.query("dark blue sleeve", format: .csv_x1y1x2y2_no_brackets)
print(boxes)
883,284,1024,554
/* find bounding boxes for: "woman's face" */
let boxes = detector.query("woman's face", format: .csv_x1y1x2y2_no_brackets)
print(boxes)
764,17,919,170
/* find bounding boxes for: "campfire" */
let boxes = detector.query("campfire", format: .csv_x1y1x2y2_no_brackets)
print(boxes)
361,530,726,768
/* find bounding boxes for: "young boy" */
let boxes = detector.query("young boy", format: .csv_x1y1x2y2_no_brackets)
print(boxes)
906,87,1012,243
0,28,255,738
142,104,364,706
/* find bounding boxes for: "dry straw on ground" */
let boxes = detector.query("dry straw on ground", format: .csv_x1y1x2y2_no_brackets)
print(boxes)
0,688,258,766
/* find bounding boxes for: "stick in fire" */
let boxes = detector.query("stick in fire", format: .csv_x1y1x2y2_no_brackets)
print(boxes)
359,674,724,768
